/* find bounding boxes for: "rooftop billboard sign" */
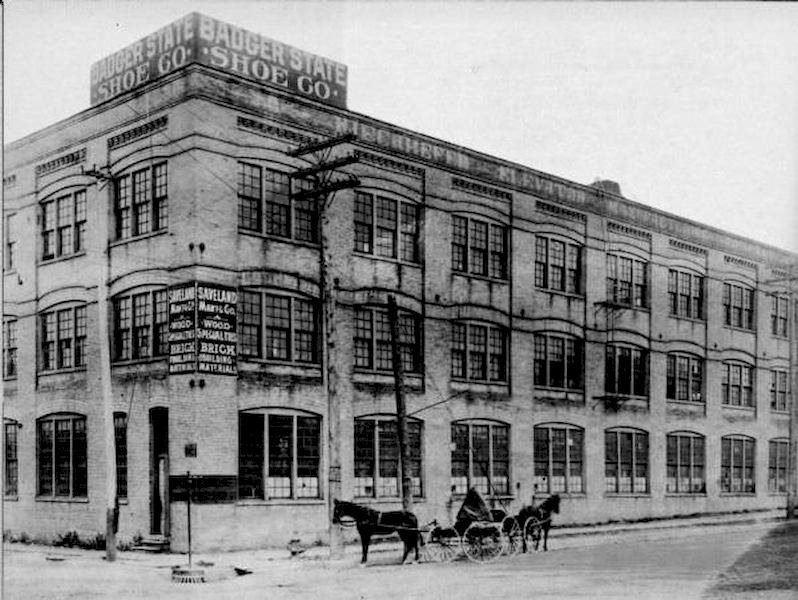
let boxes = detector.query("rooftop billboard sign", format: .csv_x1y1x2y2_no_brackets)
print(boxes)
90,12,348,108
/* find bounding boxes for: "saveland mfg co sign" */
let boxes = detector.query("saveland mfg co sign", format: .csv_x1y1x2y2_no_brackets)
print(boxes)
90,12,348,108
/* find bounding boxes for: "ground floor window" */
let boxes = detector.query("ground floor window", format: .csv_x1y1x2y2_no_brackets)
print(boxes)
238,411,321,500
5,421,18,496
666,432,705,494
534,424,583,494
37,414,87,498
605,428,648,494
721,436,755,493
354,417,423,498
114,413,127,499
769,439,789,493
451,421,509,496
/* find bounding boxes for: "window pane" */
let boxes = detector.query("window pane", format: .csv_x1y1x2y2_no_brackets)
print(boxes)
239,413,264,499
267,415,292,498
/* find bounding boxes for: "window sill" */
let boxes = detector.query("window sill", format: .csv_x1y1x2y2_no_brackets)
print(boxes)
666,399,705,407
664,493,707,498
535,385,584,394
236,498,325,507
667,314,706,324
109,229,168,248
3,376,18,382
112,356,167,367
768,492,787,497
38,366,87,376
604,493,651,498
721,404,756,412
4,495,19,502
601,302,649,312
451,270,507,284
354,497,426,505
36,496,90,503
534,288,584,300
38,251,87,267
450,380,509,395
719,492,756,497
770,409,790,416
238,228,320,250
771,334,789,341
352,250,422,269
722,325,755,334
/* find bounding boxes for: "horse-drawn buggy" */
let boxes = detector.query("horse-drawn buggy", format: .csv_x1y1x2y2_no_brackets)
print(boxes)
333,488,560,565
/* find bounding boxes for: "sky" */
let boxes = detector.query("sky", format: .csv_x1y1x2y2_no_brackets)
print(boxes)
5,1,798,254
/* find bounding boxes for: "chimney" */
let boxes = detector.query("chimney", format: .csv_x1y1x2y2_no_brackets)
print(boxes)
590,179,622,196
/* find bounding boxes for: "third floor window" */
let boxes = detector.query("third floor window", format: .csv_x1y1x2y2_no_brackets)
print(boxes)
115,163,167,240
452,215,507,279
533,333,583,390
238,163,317,243
770,369,789,412
535,237,581,294
605,344,647,397
354,306,421,374
40,305,86,372
723,283,754,330
666,354,703,403
42,190,86,260
113,290,168,361
770,295,789,337
668,270,704,320
721,362,754,408
354,192,420,262
451,321,507,383
606,254,648,308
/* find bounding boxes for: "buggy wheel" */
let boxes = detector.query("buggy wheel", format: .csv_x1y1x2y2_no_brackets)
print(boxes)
501,516,523,556
463,521,503,564
523,516,542,552
420,528,461,563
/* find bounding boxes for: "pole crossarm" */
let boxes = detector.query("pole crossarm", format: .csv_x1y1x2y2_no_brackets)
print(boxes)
290,153,360,179
287,133,357,157
291,176,360,201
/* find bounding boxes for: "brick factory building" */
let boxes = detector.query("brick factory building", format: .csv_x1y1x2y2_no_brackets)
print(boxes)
4,13,796,552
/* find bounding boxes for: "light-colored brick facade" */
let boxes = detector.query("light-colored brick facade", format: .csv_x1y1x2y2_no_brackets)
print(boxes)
4,60,796,552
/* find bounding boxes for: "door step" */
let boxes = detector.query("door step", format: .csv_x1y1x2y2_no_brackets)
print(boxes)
131,536,170,553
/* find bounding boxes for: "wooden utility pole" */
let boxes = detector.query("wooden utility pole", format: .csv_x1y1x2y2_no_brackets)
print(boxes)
387,295,413,512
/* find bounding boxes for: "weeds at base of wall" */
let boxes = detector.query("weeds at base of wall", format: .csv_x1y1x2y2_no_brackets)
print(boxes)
4,528,143,551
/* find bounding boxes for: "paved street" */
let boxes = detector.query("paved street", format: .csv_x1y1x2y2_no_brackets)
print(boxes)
3,520,777,600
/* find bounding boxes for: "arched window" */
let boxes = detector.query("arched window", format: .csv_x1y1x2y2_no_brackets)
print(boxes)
39,304,87,371
37,414,87,499
355,191,421,263
534,235,582,294
354,415,423,498
114,162,168,240
606,253,648,308
605,344,647,397
605,428,648,494
666,353,703,402
534,333,583,390
41,189,87,260
721,435,755,493
667,269,704,319
451,420,510,496
769,438,789,493
451,215,507,279
666,432,705,494
238,410,321,500
721,361,754,408
534,424,583,494
722,282,755,331
354,305,421,374
451,321,507,383
112,288,168,361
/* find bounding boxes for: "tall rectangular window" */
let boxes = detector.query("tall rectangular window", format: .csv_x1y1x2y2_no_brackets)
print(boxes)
666,433,705,493
40,306,86,371
770,295,789,337
6,213,18,271
5,422,18,496
3,319,17,379
354,192,419,263
605,429,648,494
263,169,291,238
605,345,647,396
769,440,788,493
115,164,167,240
452,216,507,279
451,422,510,496
533,333,583,390
41,190,87,260
668,270,704,319
354,418,423,498
237,412,321,500
607,254,647,308
770,369,789,412
535,236,582,293
238,292,319,363
721,436,755,493
238,162,262,232
114,413,128,498
37,415,87,498
353,306,420,373
666,354,703,402
534,425,583,494
113,290,168,361
721,362,755,408
723,283,755,330
450,322,507,383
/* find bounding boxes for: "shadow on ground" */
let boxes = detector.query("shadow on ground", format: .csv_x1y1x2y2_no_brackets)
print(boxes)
705,520,798,598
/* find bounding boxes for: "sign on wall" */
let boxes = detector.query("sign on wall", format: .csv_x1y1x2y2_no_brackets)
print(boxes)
90,12,348,109
168,281,238,376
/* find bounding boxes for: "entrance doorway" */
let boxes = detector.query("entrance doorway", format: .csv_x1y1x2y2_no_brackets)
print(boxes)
149,407,169,536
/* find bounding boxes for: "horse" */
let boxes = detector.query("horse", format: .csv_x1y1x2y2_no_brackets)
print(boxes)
332,499,421,564
515,494,560,552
